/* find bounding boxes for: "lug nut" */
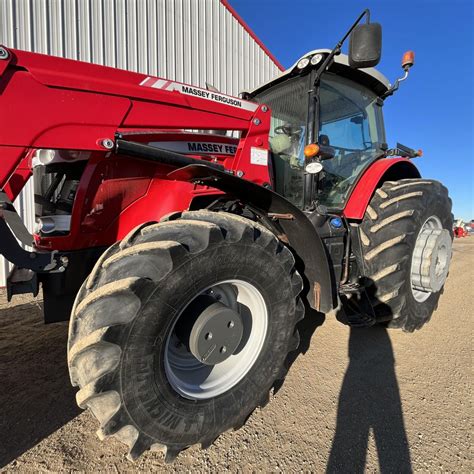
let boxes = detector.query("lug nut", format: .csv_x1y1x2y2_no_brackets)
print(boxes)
205,332,213,340
228,321,235,328
220,346,227,354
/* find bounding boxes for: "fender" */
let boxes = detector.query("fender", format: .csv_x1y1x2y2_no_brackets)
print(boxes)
343,158,421,220
169,164,335,313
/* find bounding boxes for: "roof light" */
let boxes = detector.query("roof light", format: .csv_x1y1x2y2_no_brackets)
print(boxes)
297,57,310,69
304,143,320,158
401,50,415,70
310,54,323,66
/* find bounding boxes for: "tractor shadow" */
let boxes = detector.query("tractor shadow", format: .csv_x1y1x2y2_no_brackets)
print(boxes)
327,299,412,473
274,302,326,394
0,296,80,467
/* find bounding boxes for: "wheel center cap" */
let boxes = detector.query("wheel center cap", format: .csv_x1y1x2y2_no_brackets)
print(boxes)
189,302,244,365
411,227,452,293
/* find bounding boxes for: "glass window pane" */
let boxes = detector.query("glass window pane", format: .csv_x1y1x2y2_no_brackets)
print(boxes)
317,73,385,209
252,75,310,208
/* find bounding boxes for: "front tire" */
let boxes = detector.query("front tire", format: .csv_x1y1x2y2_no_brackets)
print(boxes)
67,211,304,461
359,179,453,332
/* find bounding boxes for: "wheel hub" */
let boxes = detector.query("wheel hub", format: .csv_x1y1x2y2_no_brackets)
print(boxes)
189,301,243,365
164,279,268,400
411,222,452,296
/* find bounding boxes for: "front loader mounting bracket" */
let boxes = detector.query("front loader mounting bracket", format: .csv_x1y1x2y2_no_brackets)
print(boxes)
0,192,61,273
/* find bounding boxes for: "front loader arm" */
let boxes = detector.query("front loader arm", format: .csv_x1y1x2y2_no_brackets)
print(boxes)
0,46,271,200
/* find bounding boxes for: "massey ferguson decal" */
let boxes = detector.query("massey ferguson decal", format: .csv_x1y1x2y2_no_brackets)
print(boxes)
140,77,258,112
148,141,238,156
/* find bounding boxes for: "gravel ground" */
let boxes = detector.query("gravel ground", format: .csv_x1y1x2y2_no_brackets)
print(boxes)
0,239,472,472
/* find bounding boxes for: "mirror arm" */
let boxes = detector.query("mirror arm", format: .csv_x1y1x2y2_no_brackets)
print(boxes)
313,9,371,87
381,69,409,99
306,8,371,211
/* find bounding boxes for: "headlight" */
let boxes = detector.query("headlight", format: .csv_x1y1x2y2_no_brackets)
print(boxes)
310,53,323,66
32,149,56,167
297,57,310,69
36,215,71,234
36,217,56,234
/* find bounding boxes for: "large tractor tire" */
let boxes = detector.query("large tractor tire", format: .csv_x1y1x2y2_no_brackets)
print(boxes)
359,179,453,332
67,211,304,461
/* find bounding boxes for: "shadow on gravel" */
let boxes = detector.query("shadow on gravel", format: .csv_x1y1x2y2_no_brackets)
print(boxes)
274,303,326,395
292,304,326,362
0,300,80,467
327,326,411,473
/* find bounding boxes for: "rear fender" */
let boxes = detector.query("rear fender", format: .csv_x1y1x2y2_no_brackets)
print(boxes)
169,164,335,313
343,158,421,220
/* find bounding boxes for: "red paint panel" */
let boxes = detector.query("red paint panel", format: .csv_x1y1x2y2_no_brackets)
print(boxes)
35,156,196,250
2,152,33,200
123,100,250,130
0,71,131,150
0,146,27,193
10,49,256,121
343,158,420,220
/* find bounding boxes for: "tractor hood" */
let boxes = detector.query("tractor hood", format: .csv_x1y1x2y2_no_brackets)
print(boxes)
246,49,390,99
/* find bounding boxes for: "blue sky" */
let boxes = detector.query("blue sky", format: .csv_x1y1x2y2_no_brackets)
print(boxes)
231,0,473,220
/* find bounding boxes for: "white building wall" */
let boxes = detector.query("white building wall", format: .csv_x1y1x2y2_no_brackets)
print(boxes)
0,0,282,285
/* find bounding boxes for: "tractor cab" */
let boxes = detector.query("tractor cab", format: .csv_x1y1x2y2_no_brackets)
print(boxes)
248,49,390,212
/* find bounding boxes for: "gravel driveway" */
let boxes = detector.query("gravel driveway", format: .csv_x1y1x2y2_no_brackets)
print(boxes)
0,239,472,472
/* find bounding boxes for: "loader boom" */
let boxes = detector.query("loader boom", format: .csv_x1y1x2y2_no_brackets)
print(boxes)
0,47,272,199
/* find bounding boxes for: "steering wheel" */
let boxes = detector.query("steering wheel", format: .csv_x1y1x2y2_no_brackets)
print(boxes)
274,125,300,136
274,125,293,135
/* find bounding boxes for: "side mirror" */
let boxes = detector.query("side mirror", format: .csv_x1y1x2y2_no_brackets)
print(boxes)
349,23,382,69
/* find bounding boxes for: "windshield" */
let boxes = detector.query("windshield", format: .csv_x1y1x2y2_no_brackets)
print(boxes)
252,75,310,208
317,73,386,209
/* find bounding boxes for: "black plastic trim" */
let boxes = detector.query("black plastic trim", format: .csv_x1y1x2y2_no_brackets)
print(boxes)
115,139,225,171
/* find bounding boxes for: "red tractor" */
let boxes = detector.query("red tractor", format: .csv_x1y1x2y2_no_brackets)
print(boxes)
454,226,468,238
0,11,452,462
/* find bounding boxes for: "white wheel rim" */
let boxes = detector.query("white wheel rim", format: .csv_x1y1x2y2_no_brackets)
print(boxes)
164,279,268,400
410,216,451,303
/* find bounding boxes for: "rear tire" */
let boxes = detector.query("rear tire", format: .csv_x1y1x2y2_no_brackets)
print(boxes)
67,211,304,461
359,179,453,332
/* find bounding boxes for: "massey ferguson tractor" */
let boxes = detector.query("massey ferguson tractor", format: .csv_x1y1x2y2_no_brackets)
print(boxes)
0,10,452,462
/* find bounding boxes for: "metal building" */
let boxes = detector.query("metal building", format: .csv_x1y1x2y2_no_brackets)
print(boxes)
0,0,283,285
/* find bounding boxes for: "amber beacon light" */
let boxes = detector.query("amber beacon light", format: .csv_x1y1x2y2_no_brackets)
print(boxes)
402,50,415,70
304,143,320,158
